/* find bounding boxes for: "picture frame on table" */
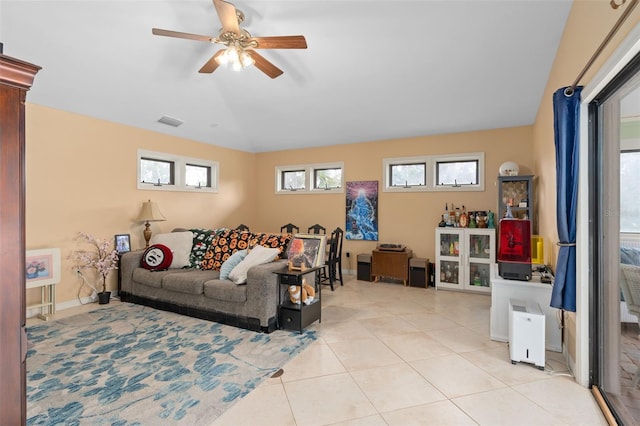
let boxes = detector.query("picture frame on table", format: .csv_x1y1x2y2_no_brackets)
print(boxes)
25,248,61,288
115,234,131,254
287,233,327,271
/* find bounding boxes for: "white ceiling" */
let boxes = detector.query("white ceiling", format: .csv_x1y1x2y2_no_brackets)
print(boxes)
0,0,573,153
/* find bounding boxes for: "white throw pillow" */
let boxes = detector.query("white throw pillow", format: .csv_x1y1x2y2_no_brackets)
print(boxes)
150,231,193,269
228,245,279,284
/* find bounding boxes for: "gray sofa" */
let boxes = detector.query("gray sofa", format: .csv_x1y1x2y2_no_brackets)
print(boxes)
119,249,287,333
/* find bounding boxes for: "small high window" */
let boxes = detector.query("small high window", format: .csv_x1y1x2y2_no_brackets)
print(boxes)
276,162,344,194
384,152,484,192
138,150,218,193
389,163,426,187
140,157,175,186
314,167,342,190
185,163,212,188
436,159,479,187
281,170,306,191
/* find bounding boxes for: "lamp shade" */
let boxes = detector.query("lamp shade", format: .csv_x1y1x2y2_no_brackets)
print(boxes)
136,200,166,222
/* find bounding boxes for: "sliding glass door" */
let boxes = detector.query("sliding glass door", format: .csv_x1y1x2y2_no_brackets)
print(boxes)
590,54,640,425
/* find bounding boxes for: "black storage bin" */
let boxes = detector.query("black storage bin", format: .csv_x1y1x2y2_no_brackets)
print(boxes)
409,258,428,288
357,253,372,281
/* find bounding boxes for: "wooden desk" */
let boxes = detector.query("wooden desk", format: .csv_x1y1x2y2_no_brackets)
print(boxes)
371,249,413,285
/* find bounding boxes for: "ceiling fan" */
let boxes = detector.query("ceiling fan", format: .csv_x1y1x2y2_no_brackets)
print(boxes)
152,0,307,79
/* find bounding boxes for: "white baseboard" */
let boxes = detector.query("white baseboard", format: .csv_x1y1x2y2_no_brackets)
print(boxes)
26,292,119,319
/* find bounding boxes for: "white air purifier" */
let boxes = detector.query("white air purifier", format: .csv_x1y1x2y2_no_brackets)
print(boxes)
508,299,545,369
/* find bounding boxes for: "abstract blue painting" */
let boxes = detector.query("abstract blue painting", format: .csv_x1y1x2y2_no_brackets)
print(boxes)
345,180,378,241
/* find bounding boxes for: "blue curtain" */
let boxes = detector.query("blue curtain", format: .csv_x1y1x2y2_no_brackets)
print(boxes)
550,86,582,312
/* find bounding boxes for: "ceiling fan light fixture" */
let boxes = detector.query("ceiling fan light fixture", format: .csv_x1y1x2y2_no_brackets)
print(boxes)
240,50,254,68
216,44,253,71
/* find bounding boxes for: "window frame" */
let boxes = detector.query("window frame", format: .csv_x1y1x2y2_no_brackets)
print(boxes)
137,149,219,193
275,162,344,194
383,152,485,192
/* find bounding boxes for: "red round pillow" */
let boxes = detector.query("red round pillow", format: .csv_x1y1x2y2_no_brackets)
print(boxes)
140,244,173,271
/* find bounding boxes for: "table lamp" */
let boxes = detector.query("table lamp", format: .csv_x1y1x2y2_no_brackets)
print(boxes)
136,199,166,248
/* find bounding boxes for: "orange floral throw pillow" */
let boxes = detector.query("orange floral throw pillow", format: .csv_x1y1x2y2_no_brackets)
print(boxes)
200,229,252,271
248,233,292,259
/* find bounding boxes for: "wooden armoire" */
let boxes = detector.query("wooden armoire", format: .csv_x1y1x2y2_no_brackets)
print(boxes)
0,52,40,424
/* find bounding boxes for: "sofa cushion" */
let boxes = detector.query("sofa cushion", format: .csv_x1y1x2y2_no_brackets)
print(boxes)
132,268,176,288
248,233,292,259
162,270,220,295
219,249,248,280
150,231,193,268
229,245,280,284
201,228,253,271
189,228,225,268
203,279,247,303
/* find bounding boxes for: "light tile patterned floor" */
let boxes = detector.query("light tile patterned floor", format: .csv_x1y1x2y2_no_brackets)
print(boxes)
214,275,607,426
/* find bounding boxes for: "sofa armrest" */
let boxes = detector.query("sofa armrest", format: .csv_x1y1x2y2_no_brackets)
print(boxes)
244,259,288,320
120,250,145,293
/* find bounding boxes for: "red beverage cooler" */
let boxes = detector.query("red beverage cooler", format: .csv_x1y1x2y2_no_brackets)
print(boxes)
498,219,532,281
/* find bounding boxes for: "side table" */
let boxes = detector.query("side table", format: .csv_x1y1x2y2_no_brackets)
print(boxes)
273,266,323,333
371,249,413,285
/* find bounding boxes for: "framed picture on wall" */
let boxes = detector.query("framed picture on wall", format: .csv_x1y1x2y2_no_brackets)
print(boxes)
115,234,131,254
345,180,379,241
25,248,61,288
287,234,327,270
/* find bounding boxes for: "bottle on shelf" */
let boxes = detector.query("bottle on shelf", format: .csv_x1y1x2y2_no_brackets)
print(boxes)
449,203,456,226
459,205,468,228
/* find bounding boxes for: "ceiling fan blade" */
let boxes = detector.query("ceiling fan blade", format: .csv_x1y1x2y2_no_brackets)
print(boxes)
250,51,284,79
152,28,214,43
213,0,240,35
199,50,225,73
250,36,307,49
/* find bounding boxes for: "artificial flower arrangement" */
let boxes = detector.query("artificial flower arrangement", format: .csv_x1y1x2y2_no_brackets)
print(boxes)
69,232,119,295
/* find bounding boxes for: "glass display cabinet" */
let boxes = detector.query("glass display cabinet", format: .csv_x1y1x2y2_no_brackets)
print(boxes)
436,228,495,293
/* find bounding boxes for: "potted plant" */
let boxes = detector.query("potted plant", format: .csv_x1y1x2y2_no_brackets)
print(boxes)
69,232,119,304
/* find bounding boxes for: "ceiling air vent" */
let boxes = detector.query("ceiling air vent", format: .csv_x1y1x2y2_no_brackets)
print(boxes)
157,115,183,127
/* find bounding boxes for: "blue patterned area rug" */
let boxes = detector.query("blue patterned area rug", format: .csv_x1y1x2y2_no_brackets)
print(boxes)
26,303,316,425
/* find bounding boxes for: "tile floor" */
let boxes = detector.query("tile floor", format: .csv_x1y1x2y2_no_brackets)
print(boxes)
214,275,607,426
29,275,607,425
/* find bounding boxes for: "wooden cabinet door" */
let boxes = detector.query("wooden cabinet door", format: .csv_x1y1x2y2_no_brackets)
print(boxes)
0,53,40,425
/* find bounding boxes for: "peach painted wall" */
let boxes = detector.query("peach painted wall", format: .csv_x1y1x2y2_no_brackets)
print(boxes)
25,104,257,306
24,100,533,308
253,126,534,267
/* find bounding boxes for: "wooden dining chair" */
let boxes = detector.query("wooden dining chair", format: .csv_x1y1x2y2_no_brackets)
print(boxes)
319,227,344,290
280,223,299,234
307,224,326,234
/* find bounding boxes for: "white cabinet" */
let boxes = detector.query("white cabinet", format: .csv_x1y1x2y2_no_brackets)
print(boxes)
490,267,561,352
435,228,495,293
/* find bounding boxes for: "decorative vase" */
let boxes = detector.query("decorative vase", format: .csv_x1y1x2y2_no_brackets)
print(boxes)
98,291,111,304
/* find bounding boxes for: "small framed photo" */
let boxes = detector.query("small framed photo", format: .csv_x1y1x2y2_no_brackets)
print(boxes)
25,248,61,288
115,234,131,254
287,234,327,270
